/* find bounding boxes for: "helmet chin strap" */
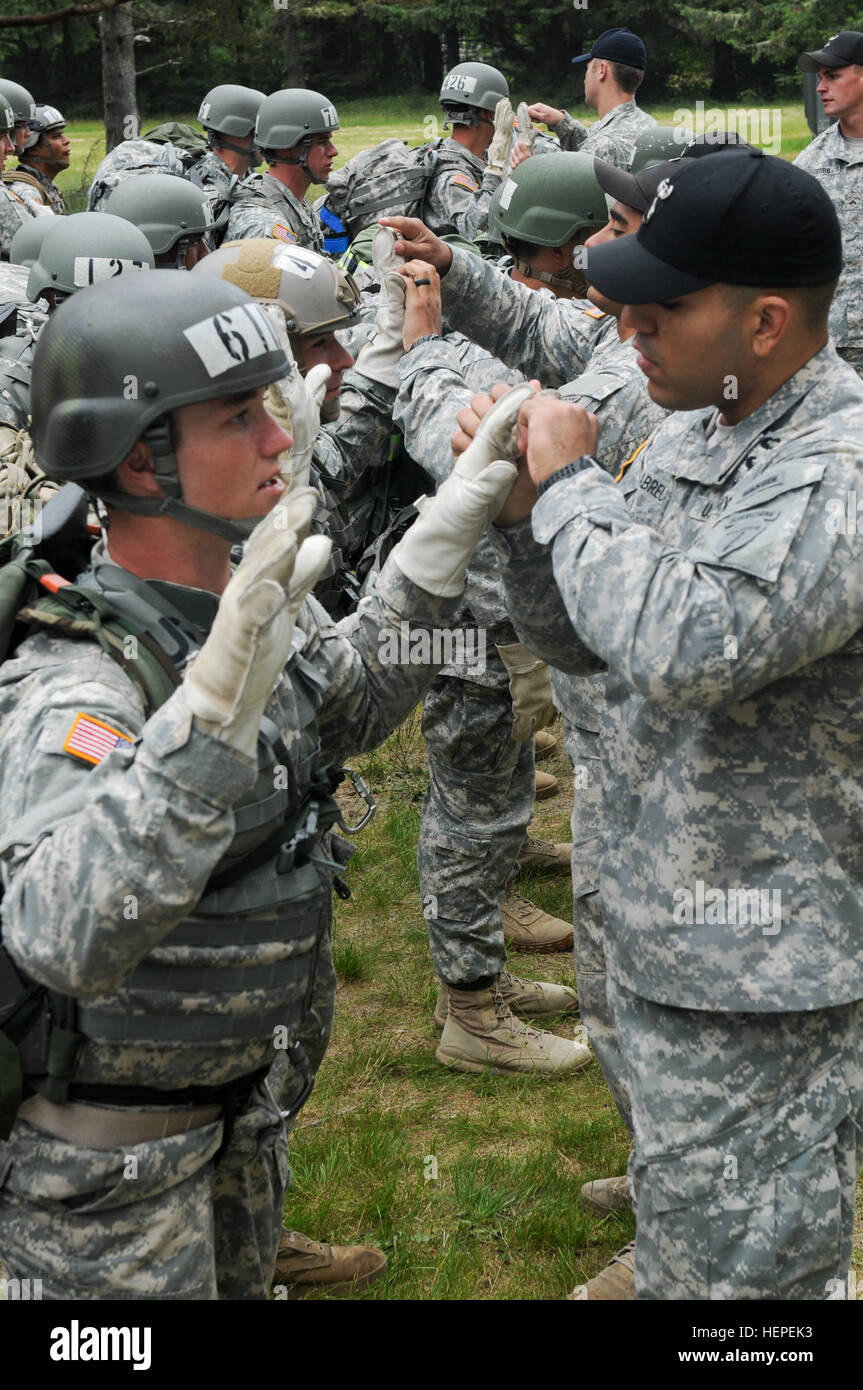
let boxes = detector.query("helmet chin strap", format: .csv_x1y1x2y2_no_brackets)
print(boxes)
95,418,265,545
208,130,254,159
512,257,588,297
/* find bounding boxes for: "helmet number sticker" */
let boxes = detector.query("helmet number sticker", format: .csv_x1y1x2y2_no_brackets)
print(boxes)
73,257,151,286
184,303,282,377
498,178,516,210
442,74,477,95
273,244,318,278
320,104,338,127
198,101,212,122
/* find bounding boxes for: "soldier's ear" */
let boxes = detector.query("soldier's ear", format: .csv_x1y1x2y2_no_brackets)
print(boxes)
116,440,161,495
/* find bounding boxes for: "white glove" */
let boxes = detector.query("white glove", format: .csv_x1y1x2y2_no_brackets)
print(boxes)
261,302,331,489
353,228,406,389
388,383,534,597
496,643,556,741
184,487,332,758
486,97,516,177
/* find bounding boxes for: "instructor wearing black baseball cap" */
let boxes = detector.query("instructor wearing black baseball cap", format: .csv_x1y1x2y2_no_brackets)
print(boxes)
526,24,656,167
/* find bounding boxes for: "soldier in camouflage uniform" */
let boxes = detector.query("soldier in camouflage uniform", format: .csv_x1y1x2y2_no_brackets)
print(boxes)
191,84,266,243
12,104,69,214
226,89,338,252
389,162,666,1103
0,78,35,157
395,155,617,1075
421,62,513,242
0,269,526,1300
480,151,863,1300
795,31,863,377
0,94,48,262
526,27,655,170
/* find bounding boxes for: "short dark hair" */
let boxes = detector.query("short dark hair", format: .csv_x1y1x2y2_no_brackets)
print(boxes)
720,279,838,331
502,232,545,262
609,60,644,94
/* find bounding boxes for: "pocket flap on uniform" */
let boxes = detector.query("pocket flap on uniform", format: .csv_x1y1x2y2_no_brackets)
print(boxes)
646,1058,851,1213
688,463,826,583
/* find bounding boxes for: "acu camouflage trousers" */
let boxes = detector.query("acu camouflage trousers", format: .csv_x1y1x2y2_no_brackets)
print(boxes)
608,976,863,1300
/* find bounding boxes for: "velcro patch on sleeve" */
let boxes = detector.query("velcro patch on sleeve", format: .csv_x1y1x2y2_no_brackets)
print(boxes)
272,222,299,244
450,173,479,192
63,713,134,766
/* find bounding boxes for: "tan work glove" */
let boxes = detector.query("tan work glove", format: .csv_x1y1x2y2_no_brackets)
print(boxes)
496,642,556,742
261,302,331,489
486,97,516,177
184,488,332,758
388,383,533,597
353,227,407,389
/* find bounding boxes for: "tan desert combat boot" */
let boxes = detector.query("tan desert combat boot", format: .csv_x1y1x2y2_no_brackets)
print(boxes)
501,885,573,951
434,969,578,1027
435,978,591,1076
273,1228,387,1296
568,1242,636,1300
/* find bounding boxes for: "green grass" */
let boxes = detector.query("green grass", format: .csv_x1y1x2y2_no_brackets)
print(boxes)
57,96,816,213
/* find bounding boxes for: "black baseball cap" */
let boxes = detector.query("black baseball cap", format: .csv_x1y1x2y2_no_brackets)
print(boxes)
572,27,647,70
594,157,688,214
799,31,863,72
585,150,842,303
682,131,756,157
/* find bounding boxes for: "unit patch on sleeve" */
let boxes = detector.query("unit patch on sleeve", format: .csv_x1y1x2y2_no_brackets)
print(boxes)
63,713,134,766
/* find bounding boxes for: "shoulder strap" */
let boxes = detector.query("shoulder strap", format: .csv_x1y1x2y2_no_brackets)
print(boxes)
17,567,182,717
2,169,47,202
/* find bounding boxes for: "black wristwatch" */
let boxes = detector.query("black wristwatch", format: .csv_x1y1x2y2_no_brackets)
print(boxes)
536,457,593,498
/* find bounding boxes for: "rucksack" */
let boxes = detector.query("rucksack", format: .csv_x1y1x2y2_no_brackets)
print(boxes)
143,121,209,165
86,138,190,212
0,484,182,1140
317,137,447,246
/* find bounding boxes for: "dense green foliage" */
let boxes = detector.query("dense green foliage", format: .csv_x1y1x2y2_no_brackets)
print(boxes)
1,0,862,115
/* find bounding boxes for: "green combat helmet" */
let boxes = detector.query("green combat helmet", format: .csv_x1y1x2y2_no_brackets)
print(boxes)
191,236,360,338
31,271,288,544
27,211,155,303
630,125,693,173
21,103,66,151
198,83,266,157
439,61,509,127
255,88,339,178
0,93,15,137
488,151,606,292
0,79,36,131
103,173,214,265
9,216,52,269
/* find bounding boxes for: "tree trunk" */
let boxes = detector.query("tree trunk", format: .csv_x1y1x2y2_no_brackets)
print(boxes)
275,5,305,88
441,25,459,73
100,1,138,152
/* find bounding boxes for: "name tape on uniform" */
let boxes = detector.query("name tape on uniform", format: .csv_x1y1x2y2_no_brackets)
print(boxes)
183,303,282,378
73,257,151,288
273,244,319,279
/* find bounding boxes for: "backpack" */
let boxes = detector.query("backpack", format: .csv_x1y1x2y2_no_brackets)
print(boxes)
317,137,446,246
86,138,190,212
143,121,209,166
0,484,181,1139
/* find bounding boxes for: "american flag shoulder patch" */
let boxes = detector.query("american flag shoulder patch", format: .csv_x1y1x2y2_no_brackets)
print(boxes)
63,713,134,766
451,172,479,192
272,222,298,244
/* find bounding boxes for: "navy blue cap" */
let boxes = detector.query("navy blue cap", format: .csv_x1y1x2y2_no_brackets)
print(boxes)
585,150,842,303
572,27,647,69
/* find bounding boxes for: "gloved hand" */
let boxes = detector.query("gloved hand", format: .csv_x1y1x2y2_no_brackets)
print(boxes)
388,382,534,597
515,102,537,154
261,302,331,489
184,487,332,758
353,228,407,389
486,97,516,177
496,643,556,741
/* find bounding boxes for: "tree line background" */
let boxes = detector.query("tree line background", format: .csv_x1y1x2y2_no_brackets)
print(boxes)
1,0,861,121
